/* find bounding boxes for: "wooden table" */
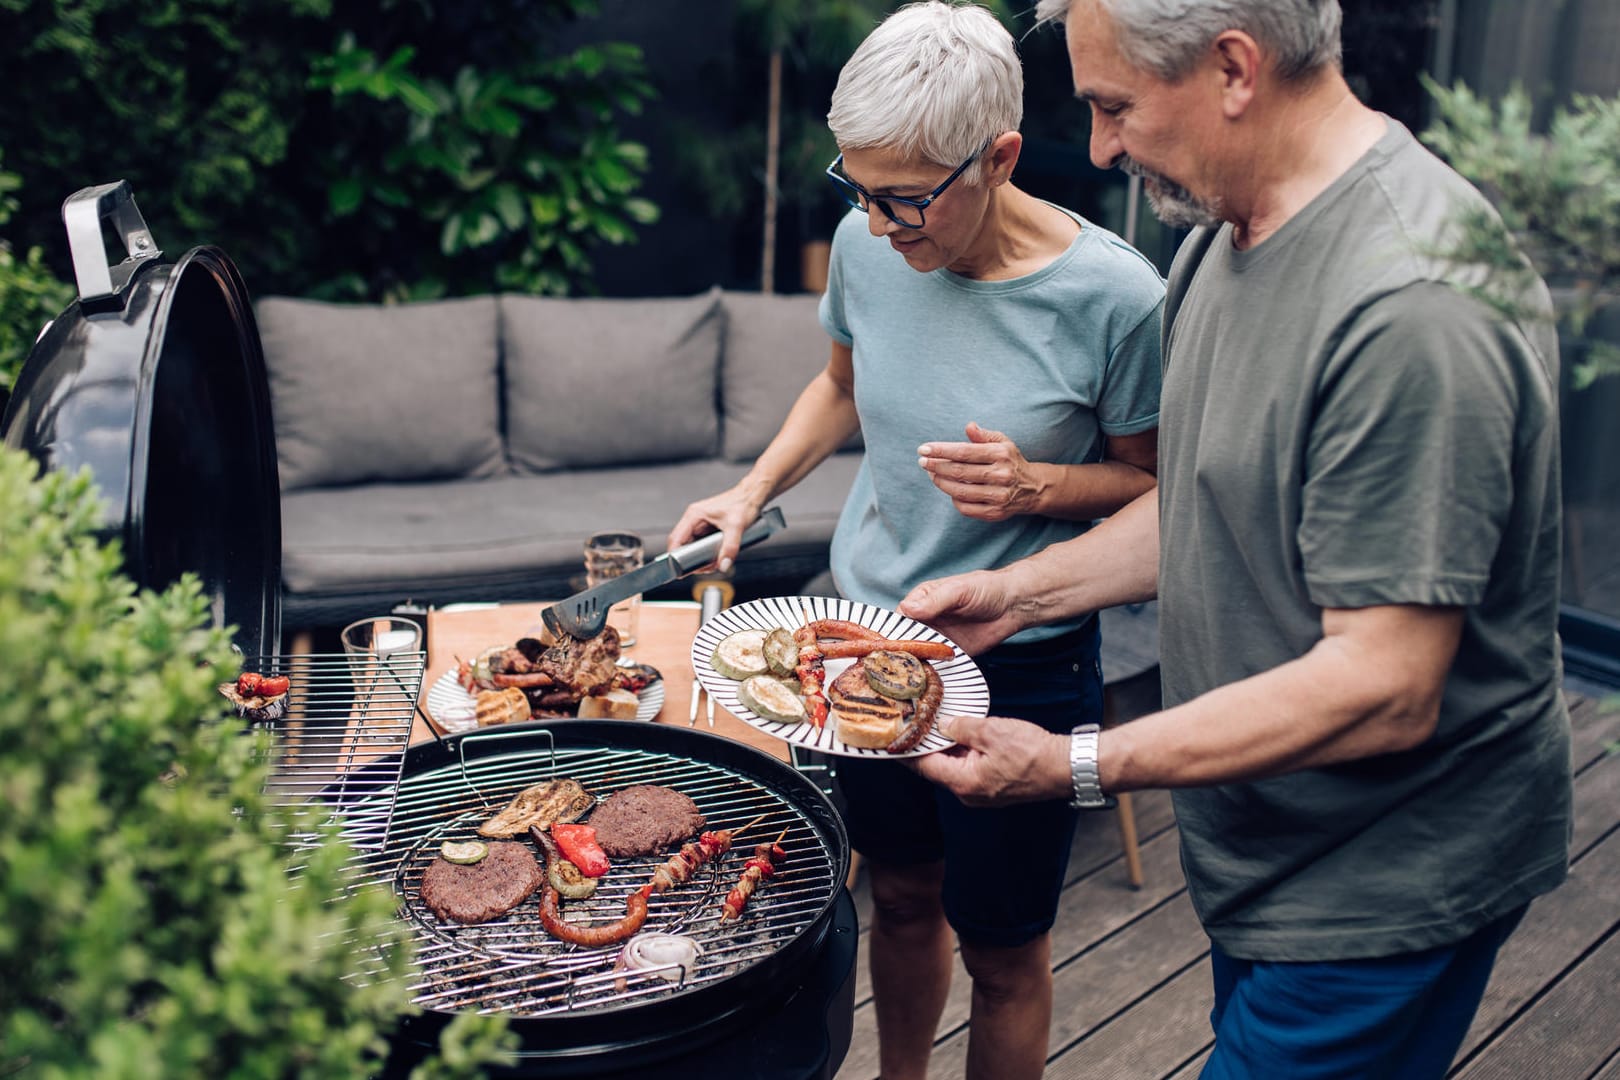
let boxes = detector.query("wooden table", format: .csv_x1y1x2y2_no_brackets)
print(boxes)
414,600,790,762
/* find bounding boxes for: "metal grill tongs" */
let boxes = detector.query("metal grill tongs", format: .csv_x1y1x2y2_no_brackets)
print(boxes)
688,579,733,727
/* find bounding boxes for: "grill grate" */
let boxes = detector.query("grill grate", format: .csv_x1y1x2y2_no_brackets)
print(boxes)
357,730,841,1018
242,650,424,853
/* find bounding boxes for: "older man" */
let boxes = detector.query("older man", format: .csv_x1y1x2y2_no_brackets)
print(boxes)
901,0,1573,1075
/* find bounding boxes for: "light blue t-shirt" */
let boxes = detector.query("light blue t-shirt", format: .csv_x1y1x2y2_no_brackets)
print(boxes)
819,205,1164,640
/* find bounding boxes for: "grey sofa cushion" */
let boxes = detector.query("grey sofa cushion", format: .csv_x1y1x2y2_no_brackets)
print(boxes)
257,296,506,492
719,290,861,462
501,291,723,472
279,453,863,596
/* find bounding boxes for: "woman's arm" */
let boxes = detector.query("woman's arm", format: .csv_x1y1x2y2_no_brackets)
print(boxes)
917,424,1157,522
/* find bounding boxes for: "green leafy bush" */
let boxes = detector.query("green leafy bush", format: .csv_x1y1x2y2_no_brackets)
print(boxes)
1422,79,1620,388
0,155,74,393
0,448,513,1077
0,0,658,303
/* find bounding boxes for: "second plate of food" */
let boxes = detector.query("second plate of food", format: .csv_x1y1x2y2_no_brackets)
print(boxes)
691,595,988,758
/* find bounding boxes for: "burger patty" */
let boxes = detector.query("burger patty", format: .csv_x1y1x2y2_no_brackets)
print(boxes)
418,841,545,925
587,785,706,857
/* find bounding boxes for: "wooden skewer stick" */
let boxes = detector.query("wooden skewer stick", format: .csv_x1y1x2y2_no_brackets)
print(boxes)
727,812,769,840
772,826,789,846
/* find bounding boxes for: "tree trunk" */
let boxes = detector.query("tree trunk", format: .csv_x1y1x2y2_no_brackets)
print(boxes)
762,47,783,294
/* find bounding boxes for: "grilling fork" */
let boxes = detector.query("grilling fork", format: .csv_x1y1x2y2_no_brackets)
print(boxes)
690,581,729,727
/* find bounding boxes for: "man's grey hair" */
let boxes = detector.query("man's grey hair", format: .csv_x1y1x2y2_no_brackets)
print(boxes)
1034,0,1342,82
828,1,1021,185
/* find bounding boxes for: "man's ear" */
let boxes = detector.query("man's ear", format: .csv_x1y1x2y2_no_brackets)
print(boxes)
1212,30,1260,119
986,130,1024,186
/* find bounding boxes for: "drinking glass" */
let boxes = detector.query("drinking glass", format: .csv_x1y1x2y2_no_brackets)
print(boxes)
584,530,643,646
341,616,423,725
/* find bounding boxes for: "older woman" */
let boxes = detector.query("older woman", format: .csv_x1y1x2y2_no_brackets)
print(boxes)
667,4,1163,1077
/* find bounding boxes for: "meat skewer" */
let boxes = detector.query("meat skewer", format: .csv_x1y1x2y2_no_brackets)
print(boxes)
719,828,789,923
794,604,831,729
640,812,768,898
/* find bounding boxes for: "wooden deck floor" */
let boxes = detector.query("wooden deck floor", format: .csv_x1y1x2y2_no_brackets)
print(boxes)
833,689,1620,1079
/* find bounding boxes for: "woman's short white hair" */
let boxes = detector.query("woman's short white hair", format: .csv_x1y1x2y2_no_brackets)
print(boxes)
828,1,1021,185
1034,0,1341,83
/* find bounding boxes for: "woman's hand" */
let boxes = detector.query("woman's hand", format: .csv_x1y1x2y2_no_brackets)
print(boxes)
666,482,768,574
918,422,1046,521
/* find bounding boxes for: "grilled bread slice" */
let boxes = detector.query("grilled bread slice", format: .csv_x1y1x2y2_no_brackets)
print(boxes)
828,663,912,749
475,686,531,727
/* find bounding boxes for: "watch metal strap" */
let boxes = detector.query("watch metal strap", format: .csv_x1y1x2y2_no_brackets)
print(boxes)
1069,722,1116,809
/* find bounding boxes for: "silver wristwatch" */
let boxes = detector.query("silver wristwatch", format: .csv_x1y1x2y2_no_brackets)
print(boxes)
1068,723,1116,809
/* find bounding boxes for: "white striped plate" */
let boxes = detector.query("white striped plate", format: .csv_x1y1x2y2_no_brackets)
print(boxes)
691,595,987,758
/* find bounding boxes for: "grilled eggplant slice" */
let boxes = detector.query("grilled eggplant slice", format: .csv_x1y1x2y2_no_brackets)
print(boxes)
478,778,596,839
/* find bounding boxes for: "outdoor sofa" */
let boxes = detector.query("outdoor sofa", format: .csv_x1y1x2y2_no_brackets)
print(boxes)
256,287,860,631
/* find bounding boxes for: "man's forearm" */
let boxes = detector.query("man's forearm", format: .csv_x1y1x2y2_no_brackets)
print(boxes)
1001,487,1160,630
1100,605,1461,792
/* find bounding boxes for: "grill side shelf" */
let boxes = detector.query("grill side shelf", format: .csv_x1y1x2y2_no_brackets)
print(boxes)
240,650,424,854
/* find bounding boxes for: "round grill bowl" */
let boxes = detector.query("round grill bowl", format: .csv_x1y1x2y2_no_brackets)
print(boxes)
375,719,852,1075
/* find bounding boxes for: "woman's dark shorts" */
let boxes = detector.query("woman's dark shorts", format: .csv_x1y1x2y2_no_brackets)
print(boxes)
834,619,1104,948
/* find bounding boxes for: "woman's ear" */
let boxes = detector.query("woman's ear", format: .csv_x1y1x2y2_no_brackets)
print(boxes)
986,130,1023,186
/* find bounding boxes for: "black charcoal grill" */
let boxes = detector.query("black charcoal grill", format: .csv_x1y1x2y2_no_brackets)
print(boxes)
365,720,856,1078
2,180,279,657
3,182,858,1077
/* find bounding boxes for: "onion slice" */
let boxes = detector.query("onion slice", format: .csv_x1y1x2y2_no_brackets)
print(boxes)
613,932,702,985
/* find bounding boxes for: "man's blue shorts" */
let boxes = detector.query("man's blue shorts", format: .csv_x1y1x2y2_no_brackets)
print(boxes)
1202,903,1529,1079
834,619,1104,949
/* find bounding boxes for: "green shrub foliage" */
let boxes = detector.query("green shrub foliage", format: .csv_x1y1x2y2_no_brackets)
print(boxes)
1422,79,1620,388
0,0,657,304
0,155,74,393
0,449,513,1077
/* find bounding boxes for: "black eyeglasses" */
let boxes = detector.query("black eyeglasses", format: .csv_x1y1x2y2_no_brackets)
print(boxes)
824,143,989,229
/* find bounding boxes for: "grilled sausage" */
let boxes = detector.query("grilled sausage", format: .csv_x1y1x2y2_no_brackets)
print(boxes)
532,825,650,947
809,619,885,642
887,663,944,753
818,638,955,662
491,672,555,688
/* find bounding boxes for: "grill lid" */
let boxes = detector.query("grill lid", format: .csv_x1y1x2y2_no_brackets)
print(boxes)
1,181,281,656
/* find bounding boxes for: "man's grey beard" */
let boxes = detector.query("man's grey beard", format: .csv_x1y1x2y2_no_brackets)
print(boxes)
1120,157,1224,230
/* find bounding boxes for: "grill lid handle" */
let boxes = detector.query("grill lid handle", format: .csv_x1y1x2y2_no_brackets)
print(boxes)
62,180,163,311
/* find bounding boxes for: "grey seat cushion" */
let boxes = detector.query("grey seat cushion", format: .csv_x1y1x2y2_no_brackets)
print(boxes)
279,452,863,597
500,290,724,473
719,290,863,462
256,296,506,492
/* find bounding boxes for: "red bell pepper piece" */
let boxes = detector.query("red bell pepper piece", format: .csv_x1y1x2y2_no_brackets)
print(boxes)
551,823,611,877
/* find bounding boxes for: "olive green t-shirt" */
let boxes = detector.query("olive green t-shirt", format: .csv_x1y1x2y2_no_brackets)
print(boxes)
1159,119,1572,961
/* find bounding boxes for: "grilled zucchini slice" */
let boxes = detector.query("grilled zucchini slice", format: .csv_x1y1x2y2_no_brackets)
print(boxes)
863,650,928,700
711,628,770,680
738,675,809,725
763,627,799,677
